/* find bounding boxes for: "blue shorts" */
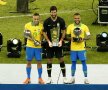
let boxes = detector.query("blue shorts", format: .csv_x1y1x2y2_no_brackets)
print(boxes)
26,47,42,61
70,50,86,61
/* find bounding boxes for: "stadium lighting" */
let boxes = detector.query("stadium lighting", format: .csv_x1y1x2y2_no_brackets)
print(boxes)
96,32,108,52
97,32,108,46
7,38,22,58
12,39,19,45
101,32,108,38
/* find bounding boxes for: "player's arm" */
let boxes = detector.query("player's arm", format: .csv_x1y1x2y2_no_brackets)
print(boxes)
43,32,53,47
60,29,66,42
83,34,90,40
83,26,91,41
43,32,50,43
43,20,52,47
24,24,32,41
43,21,51,43
58,19,66,47
59,19,66,42
66,34,71,41
66,25,72,41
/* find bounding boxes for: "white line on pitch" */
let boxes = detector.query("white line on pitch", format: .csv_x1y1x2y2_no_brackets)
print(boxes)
0,8,96,19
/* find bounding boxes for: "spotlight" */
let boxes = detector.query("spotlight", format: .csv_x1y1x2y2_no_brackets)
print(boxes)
96,32,108,52
7,38,22,58
96,32,108,46
12,39,18,45
101,32,108,38
0,32,3,51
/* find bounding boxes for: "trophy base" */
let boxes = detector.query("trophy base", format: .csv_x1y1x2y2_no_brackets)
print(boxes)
52,42,59,47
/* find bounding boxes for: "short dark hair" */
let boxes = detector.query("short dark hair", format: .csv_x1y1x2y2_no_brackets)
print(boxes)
50,6,57,12
33,13,40,16
74,13,80,16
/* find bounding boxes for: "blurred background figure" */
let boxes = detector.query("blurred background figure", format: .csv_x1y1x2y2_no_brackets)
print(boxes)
0,0,7,5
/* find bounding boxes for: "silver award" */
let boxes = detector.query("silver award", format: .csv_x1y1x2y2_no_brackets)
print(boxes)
51,23,60,46
73,27,82,42
24,30,41,46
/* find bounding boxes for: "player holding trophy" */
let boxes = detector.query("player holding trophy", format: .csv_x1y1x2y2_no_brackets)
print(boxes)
43,6,68,84
67,13,91,84
23,13,44,84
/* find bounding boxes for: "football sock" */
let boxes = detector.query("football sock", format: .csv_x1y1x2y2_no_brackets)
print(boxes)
38,68,42,78
71,61,77,76
81,61,87,77
47,63,52,77
26,67,31,79
60,61,66,77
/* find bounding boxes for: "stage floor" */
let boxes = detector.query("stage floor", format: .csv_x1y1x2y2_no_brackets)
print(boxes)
0,64,108,84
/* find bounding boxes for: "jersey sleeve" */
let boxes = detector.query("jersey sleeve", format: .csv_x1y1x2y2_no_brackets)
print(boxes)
41,24,44,34
66,25,71,35
60,19,66,30
84,25,90,36
43,20,47,32
24,23,29,30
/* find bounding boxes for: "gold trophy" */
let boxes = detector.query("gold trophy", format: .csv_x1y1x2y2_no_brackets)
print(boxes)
51,23,60,46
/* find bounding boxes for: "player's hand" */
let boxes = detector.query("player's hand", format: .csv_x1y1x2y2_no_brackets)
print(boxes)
48,41,53,47
78,37,83,42
71,37,74,42
58,40,62,47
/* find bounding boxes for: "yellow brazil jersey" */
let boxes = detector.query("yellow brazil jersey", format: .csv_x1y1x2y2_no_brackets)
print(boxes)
67,23,90,51
24,22,43,48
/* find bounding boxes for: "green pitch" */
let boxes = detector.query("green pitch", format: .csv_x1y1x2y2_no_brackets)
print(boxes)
0,0,108,64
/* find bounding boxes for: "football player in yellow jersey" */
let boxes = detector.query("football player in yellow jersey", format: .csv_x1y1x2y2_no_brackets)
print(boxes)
66,13,90,84
23,13,44,84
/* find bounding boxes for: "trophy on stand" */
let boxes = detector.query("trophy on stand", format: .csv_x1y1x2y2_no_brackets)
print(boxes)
24,30,41,46
51,23,60,47
73,27,82,42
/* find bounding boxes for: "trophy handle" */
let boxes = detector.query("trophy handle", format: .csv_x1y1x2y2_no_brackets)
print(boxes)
31,34,41,46
24,30,41,46
57,23,60,42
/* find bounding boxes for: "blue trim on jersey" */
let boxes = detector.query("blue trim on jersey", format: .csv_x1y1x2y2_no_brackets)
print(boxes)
26,47,42,61
70,50,86,61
